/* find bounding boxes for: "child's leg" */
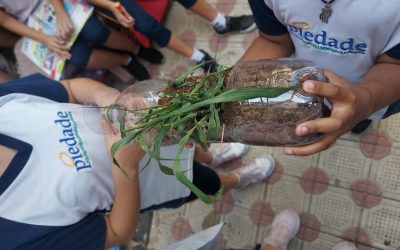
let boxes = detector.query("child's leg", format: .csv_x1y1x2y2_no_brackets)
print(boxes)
75,14,134,61
103,28,139,55
99,0,218,71
143,156,275,213
0,54,12,83
163,30,218,73
103,28,164,64
69,35,128,69
116,1,194,59
69,37,149,80
98,0,172,49
218,172,239,193
193,144,213,165
69,14,150,80
165,33,194,57
69,14,126,69
177,0,256,35
177,0,217,21
0,71,12,83
0,28,19,47
189,154,276,198
86,49,129,69
193,143,250,168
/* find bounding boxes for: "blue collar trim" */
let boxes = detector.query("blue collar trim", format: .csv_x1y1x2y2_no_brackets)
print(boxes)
0,134,32,196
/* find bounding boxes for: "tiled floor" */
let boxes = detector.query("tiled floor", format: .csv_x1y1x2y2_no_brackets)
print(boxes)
146,1,400,250
8,1,400,249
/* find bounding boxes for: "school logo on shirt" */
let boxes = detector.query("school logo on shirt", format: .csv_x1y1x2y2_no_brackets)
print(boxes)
54,111,92,171
288,22,368,56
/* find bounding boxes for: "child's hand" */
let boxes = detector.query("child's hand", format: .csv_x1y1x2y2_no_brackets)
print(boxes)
102,119,145,173
113,4,135,28
283,70,371,156
56,12,74,40
43,35,71,60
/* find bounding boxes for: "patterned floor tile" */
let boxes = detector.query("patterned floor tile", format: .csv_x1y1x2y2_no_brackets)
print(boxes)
147,207,187,249
302,232,350,250
220,206,259,249
269,146,319,178
349,179,382,209
244,145,274,160
230,183,267,210
318,139,372,189
266,175,312,213
215,39,253,66
310,186,362,238
340,120,380,142
368,147,400,201
378,113,400,145
184,200,221,232
360,198,400,249
358,129,393,160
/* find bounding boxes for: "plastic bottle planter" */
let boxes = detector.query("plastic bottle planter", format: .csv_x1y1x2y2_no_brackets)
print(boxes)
106,58,329,147
217,59,329,146
105,58,330,203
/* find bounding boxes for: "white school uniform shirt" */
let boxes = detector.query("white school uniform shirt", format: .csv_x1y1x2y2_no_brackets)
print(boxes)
261,0,400,119
0,93,192,226
0,0,42,23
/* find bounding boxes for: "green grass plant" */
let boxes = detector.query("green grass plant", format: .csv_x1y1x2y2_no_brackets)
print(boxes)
110,66,296,203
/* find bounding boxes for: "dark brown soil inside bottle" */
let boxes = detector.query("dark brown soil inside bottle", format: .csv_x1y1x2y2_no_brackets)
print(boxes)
157,60,329,146
219,99,327,146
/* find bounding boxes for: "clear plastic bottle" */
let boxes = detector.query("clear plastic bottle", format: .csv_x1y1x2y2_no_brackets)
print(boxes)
104,79,164,130
104,58,329,146
103,79,176,145
217,58,329,146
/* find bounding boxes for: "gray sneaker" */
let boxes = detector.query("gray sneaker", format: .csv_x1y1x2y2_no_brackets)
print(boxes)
209,143,250,168
263,209,300,250
214,15,257,35
233,155,275,189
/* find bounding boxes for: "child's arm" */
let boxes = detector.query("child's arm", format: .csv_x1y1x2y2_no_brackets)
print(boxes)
0,9,71,60
59,77,120,107
50,0,74,40
283,54,400,156
240,31,294,61
101,120,144,248
60,77,144,246
86,0,134,28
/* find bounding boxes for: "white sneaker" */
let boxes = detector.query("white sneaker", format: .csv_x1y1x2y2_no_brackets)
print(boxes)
263,209,300,250
233,155,275,189
209,143,250,168
332,242,358,250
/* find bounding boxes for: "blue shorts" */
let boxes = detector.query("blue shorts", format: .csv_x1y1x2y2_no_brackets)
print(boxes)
69,14,111,68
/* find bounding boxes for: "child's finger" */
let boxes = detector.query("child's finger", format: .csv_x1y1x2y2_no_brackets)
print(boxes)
120,7,134,24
